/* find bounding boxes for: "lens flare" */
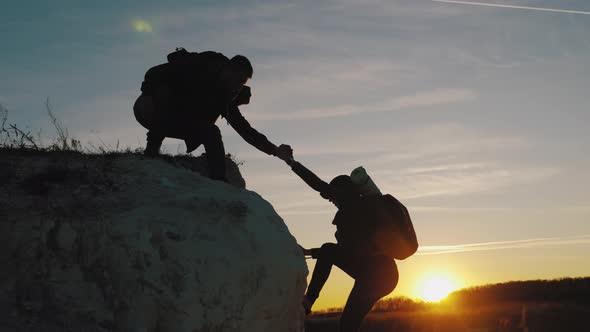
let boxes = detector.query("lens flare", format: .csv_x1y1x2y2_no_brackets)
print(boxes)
133,19,153,33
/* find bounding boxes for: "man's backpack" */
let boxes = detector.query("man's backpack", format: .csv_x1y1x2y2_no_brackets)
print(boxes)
373,194,418,260
140,48,226,95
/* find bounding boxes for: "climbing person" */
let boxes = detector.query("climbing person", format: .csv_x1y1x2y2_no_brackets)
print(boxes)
286,159,418,332
133,48,293,181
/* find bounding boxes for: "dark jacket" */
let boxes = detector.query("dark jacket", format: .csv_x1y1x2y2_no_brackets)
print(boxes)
224,105,277,155
289,161,382,256
142,51,231,122
141,51,278,155
331,195,385,255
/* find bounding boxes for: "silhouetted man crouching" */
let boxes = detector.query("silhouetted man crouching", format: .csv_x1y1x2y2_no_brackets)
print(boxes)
134,48,292,181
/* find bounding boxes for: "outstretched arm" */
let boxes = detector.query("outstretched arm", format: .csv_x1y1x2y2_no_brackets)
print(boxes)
287,160,331,198
225,86,293,160
225,105,279,156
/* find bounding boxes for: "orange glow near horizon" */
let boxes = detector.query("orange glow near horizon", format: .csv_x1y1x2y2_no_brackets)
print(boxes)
414,271,462,302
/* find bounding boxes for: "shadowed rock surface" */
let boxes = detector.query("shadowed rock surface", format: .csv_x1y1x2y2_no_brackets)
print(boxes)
0,149,307,332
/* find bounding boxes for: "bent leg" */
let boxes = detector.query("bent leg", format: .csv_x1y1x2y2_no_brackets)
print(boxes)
305,243,359,306
134,95,158,130
339,282,381,332
145,131,165,157
339,256,398,332
305,243,338,304
198,125,227,181
134,94,165,156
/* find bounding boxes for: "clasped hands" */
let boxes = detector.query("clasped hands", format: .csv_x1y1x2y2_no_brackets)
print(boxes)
275,144,294,162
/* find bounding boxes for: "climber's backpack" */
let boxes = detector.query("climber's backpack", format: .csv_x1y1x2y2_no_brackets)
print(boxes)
374,194,418,260
140,48,226,96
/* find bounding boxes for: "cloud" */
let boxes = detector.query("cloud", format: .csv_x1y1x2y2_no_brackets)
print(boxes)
432,0,590,15
249,88,476,121
418,234,590,255
403,162,490,174
226,118,560,201
353,125,530,167
411,205,590,213
281,209,333,216
236,123,529,165
248,163,559,213
388,164,559,199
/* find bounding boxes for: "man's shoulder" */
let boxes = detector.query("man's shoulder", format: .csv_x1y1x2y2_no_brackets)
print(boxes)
188,51,229,79
224,105,243,119
194,51,230,64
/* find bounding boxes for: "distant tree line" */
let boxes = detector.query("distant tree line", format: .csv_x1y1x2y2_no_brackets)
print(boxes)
313,277,590,315
445,277,590,307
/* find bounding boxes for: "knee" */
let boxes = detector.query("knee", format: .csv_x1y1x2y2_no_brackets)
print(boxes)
134,95,157,130
370,260,399,297
381,274,398,296
317,243,338,259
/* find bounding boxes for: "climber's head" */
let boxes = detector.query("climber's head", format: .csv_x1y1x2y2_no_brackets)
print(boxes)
322,175,360,208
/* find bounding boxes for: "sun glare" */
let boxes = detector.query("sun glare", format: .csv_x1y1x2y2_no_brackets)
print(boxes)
416,273,460,302
132,19,153,33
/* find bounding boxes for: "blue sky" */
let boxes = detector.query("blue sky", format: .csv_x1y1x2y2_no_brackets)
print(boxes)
2,0,589,307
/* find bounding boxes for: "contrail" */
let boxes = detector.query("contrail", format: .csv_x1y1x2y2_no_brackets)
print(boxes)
417,235,590,255
432,0,590,15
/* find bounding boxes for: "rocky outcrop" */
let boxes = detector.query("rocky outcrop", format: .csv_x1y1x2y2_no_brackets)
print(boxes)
0,150,308,332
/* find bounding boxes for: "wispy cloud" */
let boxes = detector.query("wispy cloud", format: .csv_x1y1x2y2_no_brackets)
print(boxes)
384,163,559,199
281,209,334,216
347,124,529,164
402,162,490,174
250,88,476,121
252,161,559,215
238,123,530,168
432,0,590,15
412,205,590,213
418,235,590,255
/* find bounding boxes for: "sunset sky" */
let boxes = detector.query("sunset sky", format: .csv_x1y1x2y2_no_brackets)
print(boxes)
1,0,589,310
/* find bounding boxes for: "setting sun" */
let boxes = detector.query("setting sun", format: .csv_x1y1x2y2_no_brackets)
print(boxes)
416,273,461,302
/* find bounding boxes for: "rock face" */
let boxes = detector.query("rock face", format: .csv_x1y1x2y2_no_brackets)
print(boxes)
0,150,308,332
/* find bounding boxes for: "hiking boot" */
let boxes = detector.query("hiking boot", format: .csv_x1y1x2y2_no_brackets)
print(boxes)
145,132,163,157
144,141,161,157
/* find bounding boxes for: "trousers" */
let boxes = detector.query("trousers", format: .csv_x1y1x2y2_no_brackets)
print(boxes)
134,93,227,181
306,243,398,332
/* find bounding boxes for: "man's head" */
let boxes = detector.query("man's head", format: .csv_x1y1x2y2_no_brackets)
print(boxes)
230,55,253,83
322,175,360,208
220,55,253,101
